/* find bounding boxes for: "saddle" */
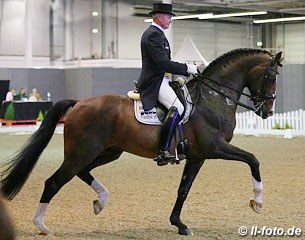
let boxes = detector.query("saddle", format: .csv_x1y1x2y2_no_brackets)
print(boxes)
127,77,194,126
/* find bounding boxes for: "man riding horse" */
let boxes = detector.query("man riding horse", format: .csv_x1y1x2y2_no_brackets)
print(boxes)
137,3,198,166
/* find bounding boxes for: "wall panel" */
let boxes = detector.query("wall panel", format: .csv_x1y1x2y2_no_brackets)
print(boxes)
276,23,305,64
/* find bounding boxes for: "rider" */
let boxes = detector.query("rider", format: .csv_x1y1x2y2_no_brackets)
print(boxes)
137,2,198,166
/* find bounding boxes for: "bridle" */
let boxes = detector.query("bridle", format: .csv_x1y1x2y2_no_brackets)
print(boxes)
250,58,280,111
195,57,280,112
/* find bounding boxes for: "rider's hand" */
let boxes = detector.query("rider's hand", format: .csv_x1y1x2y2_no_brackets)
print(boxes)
174,77,186,86
186,64,198,75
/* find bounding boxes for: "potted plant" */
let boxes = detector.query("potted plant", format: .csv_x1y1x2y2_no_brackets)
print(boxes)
36,110,44,125
272,122,282,130
284,121,292,130
4,102,14,126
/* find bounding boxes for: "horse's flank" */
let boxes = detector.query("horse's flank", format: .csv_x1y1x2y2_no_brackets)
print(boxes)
66,96,160,158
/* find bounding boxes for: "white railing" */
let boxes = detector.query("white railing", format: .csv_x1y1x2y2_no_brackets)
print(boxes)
234,109,305,138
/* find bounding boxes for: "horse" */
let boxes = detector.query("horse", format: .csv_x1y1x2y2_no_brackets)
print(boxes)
0,194,15,240
0,48,282,236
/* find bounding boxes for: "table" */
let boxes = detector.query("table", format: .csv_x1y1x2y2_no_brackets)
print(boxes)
0,101,53,122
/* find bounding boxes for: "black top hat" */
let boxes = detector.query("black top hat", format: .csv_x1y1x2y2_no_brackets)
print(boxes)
149,3,176,16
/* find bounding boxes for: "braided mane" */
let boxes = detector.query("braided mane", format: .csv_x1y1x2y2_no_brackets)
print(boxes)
203,48,272,74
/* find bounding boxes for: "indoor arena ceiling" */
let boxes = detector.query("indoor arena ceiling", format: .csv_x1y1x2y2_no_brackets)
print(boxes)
132,0,305,22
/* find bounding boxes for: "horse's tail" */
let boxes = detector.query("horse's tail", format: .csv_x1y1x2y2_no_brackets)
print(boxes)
0,99,77,200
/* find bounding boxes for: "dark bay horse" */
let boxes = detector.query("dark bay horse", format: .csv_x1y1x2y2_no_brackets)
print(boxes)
0,49,282,236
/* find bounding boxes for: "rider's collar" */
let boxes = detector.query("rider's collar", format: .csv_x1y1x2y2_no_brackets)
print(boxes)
151,22,165,32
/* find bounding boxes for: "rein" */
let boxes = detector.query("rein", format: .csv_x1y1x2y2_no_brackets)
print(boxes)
195,74,257,111
194,58,279,112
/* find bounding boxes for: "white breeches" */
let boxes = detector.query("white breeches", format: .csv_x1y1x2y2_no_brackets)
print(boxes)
158,76,184,116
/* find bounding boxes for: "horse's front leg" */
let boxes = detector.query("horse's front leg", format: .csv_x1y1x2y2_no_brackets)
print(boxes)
170,160,204,236
216,141,263,214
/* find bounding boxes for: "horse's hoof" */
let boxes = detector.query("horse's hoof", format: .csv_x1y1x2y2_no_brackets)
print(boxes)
249,199,262,214
93,199,103,215
33,219,52,235
178,227,194,236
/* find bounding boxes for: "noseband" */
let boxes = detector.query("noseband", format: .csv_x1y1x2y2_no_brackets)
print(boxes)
196,57,280,112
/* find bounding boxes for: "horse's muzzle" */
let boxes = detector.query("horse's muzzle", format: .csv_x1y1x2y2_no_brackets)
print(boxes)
268,111,274,117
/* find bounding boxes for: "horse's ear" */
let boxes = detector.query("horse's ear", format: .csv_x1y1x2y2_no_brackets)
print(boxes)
274,52,283,67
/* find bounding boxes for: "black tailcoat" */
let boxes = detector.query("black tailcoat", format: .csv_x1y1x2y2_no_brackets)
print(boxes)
137,25,188,111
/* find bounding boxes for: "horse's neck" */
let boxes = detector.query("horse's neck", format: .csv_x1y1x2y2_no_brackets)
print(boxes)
205,67,246,100
203,53,264,94
188,64,251,119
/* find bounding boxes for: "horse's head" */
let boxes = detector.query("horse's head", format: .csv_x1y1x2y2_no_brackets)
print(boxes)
247,51,283,119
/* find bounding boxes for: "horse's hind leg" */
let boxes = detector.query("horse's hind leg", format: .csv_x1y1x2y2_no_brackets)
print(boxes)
78,169,109,215
77,147,123,215
33,161,91,235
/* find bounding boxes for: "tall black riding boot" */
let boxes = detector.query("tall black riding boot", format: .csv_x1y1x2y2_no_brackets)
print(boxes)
154,106,181,166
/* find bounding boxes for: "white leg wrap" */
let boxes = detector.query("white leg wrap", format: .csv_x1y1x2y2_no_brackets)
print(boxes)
33,203,52,235
91,179,109,215
252,177,263,204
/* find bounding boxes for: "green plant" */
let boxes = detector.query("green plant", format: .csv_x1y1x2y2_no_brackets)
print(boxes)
272,122,281,130
36,110,44,122
284,121,292,129
4,102,14,120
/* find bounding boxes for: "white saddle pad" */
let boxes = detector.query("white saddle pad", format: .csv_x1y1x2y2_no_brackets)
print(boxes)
133,85,193,125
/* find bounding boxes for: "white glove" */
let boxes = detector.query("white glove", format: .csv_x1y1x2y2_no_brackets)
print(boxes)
186,64,198,75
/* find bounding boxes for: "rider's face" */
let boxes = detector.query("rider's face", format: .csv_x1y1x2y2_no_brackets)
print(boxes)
158,14,172,30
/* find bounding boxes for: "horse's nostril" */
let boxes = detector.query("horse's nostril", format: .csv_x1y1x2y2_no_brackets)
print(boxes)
268,111,274,116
